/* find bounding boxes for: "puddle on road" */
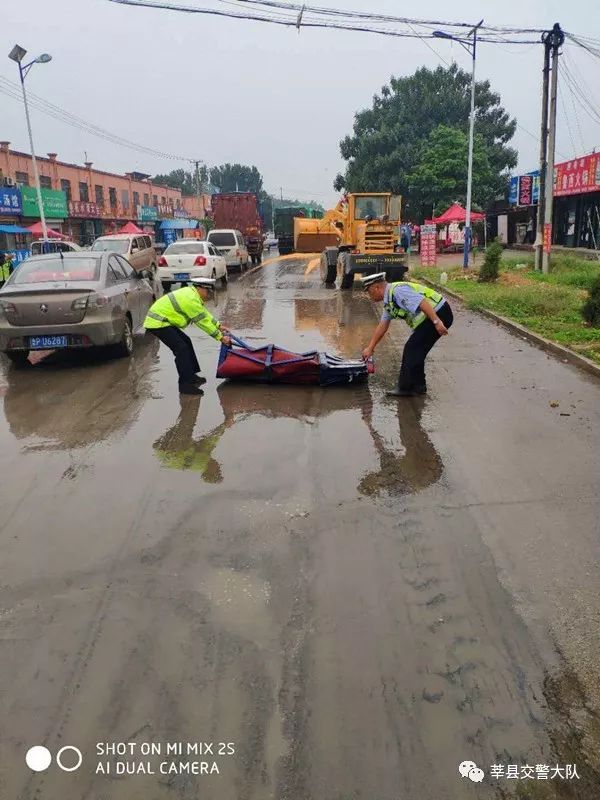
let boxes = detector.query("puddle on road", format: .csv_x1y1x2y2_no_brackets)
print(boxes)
1,335,159,451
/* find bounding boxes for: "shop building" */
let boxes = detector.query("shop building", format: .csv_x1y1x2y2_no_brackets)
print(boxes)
552,153,600,249
0,142,185,245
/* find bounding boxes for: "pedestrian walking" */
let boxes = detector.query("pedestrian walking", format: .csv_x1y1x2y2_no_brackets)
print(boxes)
144,278,231,396
361,273,453,397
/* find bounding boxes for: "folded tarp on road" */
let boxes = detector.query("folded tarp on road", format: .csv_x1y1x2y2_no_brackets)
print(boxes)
217,335,373,386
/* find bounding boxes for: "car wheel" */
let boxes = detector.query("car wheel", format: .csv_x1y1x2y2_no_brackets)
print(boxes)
113,316,134,358
221,270,228,286
211,268,217,280
5,350,30,367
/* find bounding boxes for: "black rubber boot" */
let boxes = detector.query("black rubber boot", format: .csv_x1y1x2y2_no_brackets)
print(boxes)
386,388,417,397
192,375,207,386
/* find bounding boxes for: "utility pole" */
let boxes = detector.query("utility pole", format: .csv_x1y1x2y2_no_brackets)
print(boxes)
280,186,283,202
534,33,551,272
433,20,483,268
463,20,483,269
194,159,203,215
542,23,564,275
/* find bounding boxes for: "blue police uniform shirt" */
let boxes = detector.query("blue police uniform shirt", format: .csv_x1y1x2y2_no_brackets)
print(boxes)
381,283,445,322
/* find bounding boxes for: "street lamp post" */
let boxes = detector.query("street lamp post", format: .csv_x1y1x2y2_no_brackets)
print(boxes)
8,45,52,242
434,21,483,268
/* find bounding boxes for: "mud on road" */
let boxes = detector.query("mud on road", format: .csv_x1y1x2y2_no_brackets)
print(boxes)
1,255,600,800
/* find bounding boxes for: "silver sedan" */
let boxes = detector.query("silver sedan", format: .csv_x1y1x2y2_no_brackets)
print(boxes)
0,251,155,366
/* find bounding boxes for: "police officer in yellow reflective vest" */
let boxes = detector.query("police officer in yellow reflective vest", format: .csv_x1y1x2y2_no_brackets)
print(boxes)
144,278,232,396
361,273,453,397
0,253,13,288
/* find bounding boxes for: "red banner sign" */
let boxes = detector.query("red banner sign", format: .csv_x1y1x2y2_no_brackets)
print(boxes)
554,153,600,197
69,200,100,218
543,223,552,254
420,224,437,267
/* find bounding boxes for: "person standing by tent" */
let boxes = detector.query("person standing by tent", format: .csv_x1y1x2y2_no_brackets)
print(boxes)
400,221,412,253
144,278,232,396
361,273,453,397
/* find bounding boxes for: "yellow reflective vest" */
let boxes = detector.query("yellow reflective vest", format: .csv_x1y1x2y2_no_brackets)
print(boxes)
384,281,444,329
0,257,11,283
144,286,223,341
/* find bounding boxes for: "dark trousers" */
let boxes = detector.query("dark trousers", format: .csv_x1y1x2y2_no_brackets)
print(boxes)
398,302,454,391
149,327,200,386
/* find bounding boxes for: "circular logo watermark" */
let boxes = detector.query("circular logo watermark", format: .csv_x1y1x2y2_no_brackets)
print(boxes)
25,745,82,773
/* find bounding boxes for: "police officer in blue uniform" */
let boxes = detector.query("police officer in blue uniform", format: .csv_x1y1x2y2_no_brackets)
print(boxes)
361,272,453,397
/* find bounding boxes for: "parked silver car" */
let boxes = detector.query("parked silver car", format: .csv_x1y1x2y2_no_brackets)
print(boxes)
0,252,155,365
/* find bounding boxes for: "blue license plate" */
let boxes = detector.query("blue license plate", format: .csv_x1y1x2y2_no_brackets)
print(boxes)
29,335,69,349
174,273,190,280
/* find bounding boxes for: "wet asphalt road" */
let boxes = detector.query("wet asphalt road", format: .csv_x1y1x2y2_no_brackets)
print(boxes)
1,253,600,800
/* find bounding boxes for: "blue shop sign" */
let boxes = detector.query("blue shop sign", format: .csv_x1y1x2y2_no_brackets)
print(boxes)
509,176,519,205
0,248,31,266
0,187,22,215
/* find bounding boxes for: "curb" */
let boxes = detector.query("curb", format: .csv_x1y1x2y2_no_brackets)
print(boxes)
419,278,600,381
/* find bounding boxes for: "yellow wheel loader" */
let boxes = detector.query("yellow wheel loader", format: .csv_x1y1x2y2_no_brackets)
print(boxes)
294,193,407,288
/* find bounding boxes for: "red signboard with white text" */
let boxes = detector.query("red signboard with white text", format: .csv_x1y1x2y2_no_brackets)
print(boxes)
553,154,600,197
420,223,437,267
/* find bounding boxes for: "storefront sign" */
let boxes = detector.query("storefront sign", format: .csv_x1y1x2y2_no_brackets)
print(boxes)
138,205,158,222
510,172,540,206
0,188,22,216
518,175,533,206
163,228,177,246
0,248,31,265
173,208,189,218
21,186,68,219
420,223,437,267
157,204,173,217
69,200,100,218
543,223,552,254
554,154,600,197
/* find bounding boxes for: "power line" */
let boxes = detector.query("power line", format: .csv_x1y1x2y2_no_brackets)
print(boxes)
105,0,543,43
0,75,197,163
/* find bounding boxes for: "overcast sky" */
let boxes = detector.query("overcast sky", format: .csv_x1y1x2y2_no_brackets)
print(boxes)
2,0,599,207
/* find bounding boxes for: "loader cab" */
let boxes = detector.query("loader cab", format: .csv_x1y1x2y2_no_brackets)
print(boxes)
348,193,400,255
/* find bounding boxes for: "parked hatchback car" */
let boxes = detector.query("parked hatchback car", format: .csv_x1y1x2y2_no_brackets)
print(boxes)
206,229,249,271
91,234,157,275
0,252,155,365
157,240,227,293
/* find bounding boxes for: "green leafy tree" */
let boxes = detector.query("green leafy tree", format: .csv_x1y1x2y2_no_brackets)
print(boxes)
210,164,263,194
153,169,196,196
407,125,496,214
335,64,517,214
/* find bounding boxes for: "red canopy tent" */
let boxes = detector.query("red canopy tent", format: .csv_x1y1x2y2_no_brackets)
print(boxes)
119,221,144,234
432,203,485,224
28,222,64,238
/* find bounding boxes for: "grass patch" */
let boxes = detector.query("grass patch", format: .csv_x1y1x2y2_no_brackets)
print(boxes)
412,254,600,365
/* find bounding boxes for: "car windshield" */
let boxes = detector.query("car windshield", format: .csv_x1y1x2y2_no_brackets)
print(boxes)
354,196,387,220
11,257,101,284
165,242,205,255
91,239,129,254
209,232,236,247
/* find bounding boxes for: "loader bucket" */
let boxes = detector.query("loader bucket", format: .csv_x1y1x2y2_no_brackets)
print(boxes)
294,217,340,253
295,232,341,253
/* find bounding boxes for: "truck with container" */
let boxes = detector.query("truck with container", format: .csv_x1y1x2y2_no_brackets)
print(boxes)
211,192,265,266
274,206,308,256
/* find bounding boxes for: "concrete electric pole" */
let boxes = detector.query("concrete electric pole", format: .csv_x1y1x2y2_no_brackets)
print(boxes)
534,33,551,272
541,23,565,275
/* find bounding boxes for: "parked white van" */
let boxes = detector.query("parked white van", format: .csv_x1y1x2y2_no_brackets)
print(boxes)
206,229,249,272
